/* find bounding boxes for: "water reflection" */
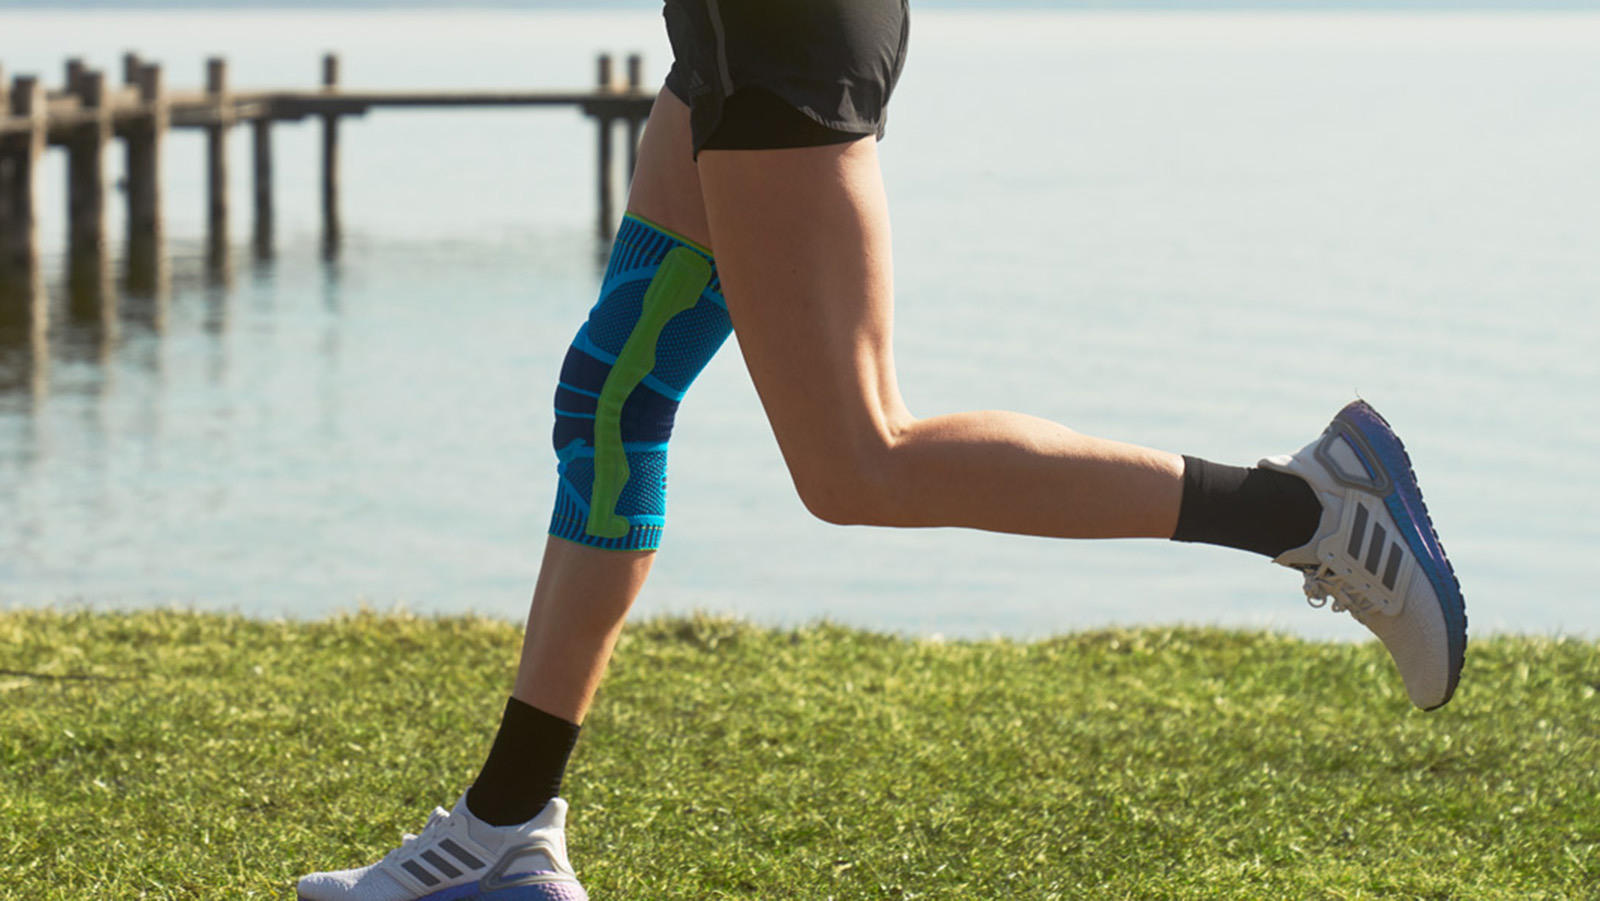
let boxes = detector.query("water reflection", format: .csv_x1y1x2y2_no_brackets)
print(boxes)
0,269,48,403
119,271,170,337
254,219,275,264
64,248,118,365
321,229,341,263
206,236,233,294
0,224,336,416
126,231,171,312
1,221,738,615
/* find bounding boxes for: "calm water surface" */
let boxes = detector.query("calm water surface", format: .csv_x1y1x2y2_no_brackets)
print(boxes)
1,11,1597,639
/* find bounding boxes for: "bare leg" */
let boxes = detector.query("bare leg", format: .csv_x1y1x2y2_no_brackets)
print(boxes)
511,538,652,722
509,90,710,722
697,134,1185,541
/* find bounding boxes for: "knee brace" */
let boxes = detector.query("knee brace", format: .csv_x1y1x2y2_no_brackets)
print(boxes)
549,214,732,551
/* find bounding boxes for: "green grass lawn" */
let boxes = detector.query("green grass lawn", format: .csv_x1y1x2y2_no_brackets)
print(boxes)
2,610,1597,900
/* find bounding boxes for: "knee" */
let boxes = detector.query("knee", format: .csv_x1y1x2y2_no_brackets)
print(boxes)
786,432,905,527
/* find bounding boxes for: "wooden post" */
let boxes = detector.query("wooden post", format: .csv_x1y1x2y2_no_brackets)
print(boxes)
321,53,341,253
205,57,230,260
0,76,47,318
68,69,111,260
253,118,274,259
626,54,643,183
596,54,615,239
0,63,9,239
127,63,168,298
65,57,86,95
123,51,141,86
67,69,113,323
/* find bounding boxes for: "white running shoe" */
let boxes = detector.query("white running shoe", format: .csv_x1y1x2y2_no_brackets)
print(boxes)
1261,400,1466,710
297,795,588,901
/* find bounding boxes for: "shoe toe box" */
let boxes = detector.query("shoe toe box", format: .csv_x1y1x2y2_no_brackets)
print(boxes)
296,863,409,901
1363,569,1455,709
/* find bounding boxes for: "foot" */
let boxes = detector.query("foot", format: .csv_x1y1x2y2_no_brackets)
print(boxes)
1261,400,1466,710
297,794,588,901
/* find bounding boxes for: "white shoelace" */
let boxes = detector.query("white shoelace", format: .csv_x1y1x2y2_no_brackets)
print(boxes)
1298,564,1364,616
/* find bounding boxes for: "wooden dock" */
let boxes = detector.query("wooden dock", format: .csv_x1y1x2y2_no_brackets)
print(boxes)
0,51,654,315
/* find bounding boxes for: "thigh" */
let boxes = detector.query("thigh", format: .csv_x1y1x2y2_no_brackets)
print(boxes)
627,89,713,249
697,138,909,468
653,0,914,465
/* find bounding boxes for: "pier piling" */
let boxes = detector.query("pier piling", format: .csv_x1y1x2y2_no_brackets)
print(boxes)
253,118,274,259
65,58,86,95
67,70,110,263
626,54,643,182
321,53,341,252
127,62,169,296
205,57,231,262
0,66,11,249
1,76,46,313
596,54,616,238
66,69,113,315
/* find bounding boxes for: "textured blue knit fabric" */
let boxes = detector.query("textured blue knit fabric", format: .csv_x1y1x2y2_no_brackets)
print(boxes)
549,215,731,551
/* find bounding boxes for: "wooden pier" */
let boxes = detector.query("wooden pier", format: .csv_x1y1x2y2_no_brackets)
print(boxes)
0,51,653,312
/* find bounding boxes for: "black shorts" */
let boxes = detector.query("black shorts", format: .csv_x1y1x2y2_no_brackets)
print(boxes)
662,0,911,156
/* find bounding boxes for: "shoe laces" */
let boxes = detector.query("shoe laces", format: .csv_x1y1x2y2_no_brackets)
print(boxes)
1298,563,1366,616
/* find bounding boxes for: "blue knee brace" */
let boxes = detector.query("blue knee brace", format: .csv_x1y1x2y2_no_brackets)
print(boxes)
550,215,732,551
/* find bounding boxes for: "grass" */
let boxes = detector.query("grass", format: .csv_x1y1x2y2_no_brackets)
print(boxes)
1,610,1597,900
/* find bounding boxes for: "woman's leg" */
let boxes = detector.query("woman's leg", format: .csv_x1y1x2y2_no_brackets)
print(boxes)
295,89,714,901
697,135,1186,540
692,124,1459,712
505,90,711,725
463,87,725,832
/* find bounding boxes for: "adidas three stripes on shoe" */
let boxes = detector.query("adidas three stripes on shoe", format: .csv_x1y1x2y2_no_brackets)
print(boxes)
1263,400,1467,710
296,795,587,901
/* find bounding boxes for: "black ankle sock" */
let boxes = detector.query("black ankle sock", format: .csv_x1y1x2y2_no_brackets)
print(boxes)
465,697,581,827
1171,456,1323,559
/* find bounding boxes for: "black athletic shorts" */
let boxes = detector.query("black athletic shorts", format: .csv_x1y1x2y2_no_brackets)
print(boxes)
662,0,911,156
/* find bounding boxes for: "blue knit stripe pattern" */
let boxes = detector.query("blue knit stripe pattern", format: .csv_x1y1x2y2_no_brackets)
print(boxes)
549,215,731,551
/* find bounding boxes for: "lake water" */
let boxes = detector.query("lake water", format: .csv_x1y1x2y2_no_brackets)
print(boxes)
1,10,1597,640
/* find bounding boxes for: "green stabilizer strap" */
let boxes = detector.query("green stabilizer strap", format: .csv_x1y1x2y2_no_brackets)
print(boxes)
585,246,714,539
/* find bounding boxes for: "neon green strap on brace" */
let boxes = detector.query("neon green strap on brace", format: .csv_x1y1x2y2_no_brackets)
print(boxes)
585,246,713,539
